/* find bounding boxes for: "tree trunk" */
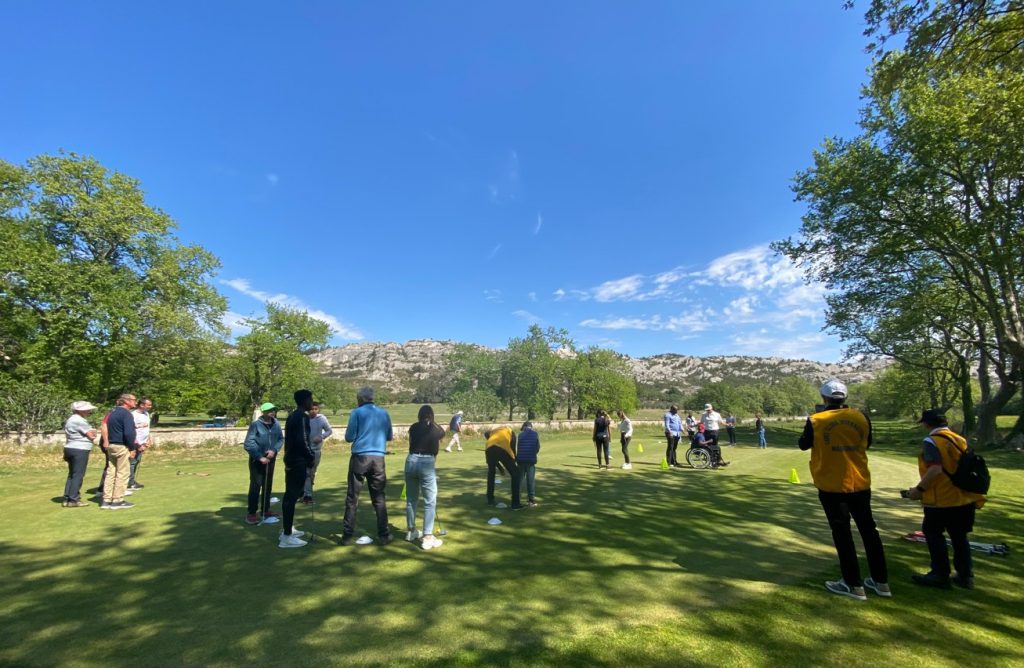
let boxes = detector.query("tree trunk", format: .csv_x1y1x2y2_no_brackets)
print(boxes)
973,376,1017,445
958,354,975,434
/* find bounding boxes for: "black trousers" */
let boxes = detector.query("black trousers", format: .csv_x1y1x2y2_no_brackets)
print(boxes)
818,489,888,587
665,432,680,466
705,429,719,446
247,457,276,515
486,446,520,506
594,437,610,465
620,434,631,464
282,462,308,535
923,503,976,578
726,426,736,444
342,454,390,538
63,448,91,502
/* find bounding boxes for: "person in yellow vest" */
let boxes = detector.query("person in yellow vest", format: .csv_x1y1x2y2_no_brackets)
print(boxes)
798,379,889,601
483,426,523,510
906,410,986,589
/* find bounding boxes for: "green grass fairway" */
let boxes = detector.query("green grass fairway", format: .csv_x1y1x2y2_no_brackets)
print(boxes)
2,422,1022,667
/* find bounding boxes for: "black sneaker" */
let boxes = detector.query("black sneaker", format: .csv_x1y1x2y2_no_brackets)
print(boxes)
127,483,144,490
108,501,135,510
378,534,394,546
511,504,526,511
911,572,952,589
339,534,354,546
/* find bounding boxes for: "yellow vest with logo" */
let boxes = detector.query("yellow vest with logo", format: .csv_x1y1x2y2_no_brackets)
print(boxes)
808,407,871,493
918,428,986,509
485,426,515,459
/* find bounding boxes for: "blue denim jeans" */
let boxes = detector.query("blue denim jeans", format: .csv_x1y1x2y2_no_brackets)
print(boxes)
757,428,767,448
520,462,537,500
405,453,438,535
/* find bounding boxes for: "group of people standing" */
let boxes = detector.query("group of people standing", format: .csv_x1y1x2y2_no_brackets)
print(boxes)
800,379,987,600
61,393,153,510
661,404,734,469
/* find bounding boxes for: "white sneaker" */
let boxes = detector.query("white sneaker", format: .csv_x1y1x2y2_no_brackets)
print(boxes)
864,577,892,597
421,535,444,551
825,579,867,601
444,446,452,453
406,528,422,542
278,533,308,548
456,447,463,452
279,529,305,539
621,463,633,470
123,490,134,496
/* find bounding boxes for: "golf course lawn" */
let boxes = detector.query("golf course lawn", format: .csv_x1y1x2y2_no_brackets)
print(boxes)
1,422,1021,667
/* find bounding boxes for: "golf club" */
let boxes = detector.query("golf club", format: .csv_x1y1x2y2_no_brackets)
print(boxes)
435,509,447,536
308,468,315,543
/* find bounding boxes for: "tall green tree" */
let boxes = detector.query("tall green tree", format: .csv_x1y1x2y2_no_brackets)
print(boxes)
222,304,331,416
568,348,637,418
0,153,226,406
503,326,569,420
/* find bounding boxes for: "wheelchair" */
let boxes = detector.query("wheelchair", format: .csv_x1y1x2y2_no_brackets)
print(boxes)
685,444,714,469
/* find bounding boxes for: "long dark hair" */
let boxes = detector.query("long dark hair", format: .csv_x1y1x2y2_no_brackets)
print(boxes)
417,404,435,425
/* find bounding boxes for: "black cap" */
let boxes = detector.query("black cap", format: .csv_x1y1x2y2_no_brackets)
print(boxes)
918,409,947,426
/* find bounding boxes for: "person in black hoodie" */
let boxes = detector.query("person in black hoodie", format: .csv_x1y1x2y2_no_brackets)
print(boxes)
280,389,315,548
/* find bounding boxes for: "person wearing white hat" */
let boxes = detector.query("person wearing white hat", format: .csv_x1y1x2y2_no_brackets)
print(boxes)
798,378,890,601
62,401,98,507
445,410,464,453
701,404,724,447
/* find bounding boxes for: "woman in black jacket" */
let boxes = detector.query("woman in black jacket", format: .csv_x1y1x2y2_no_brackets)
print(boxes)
593,409,612,469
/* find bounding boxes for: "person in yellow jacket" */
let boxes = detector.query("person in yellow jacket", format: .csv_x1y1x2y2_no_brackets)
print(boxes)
798,379,889,601
907,410,986,589
483,426,523,510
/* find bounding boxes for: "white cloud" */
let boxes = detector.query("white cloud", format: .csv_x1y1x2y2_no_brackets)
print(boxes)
729,331,833,359
221,311,251,335
723,296,758,319
528,292,537,302
553,288,566,301
702,245,802,290
593,275,644,302
220,278,363,340
512,309,544,325
533,213,543,235
580,312,711,334
266,173,279,186
484,289,503,303
775,282,826,309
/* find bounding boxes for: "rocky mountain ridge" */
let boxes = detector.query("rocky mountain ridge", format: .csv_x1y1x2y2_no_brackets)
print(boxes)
311,339,887,394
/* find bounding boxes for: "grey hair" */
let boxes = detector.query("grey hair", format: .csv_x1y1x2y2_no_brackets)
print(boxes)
357,386,375,403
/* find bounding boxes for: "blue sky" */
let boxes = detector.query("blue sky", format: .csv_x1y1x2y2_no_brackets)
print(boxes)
1,2,873,361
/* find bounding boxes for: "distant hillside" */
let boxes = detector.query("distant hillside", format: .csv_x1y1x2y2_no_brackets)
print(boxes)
311,340,887,395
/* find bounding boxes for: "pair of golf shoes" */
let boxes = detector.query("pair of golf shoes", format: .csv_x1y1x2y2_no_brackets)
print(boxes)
279,528,307,548
405,528,443,550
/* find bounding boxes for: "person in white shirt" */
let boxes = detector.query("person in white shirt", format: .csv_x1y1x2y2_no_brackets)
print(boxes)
129,398,153,490
701,404,724,447
304,401,333,504
684,413,698,441
62,401,98,507
617,410,633,470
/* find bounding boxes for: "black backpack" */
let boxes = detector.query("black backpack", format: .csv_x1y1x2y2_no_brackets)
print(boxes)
932,433,991,495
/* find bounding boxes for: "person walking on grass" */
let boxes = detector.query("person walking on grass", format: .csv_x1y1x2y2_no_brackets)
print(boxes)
62,401,98,507
755,414,767,449
128,398,153,491
405,405,445,550
341,386,394,545
617,410,633,470
279,389,315,549
799,379,889,601
517,422,541,506
593,409,612,469
484,425,522,509
243,403,283,525
906,410,986,590
101,394,137,510
303,401,333,505
444,410,464,453
663,405,683,468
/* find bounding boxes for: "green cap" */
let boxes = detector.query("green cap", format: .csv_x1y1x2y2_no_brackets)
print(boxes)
260,402,277,412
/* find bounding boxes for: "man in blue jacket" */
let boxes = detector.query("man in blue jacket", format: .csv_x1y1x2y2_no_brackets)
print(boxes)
243,403,283,525
341,386,394,545
517,422,541,507
102,393,137,510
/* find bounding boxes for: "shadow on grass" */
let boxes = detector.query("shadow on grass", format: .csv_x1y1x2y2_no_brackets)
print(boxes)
1,455,1021,667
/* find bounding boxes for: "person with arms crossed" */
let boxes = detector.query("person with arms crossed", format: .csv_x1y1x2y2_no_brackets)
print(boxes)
303,401,333,505
799,379,889,600
62,401,98,507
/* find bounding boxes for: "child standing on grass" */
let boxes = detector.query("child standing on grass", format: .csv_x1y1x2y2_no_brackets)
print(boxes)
517,422,541,507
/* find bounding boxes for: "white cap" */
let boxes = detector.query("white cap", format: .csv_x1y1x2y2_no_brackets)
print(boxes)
704,403,713,411
72,401,97,412
455,410,464,416
820,379,848,400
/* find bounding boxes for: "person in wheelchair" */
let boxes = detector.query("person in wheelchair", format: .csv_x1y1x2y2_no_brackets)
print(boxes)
692,424,729,469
